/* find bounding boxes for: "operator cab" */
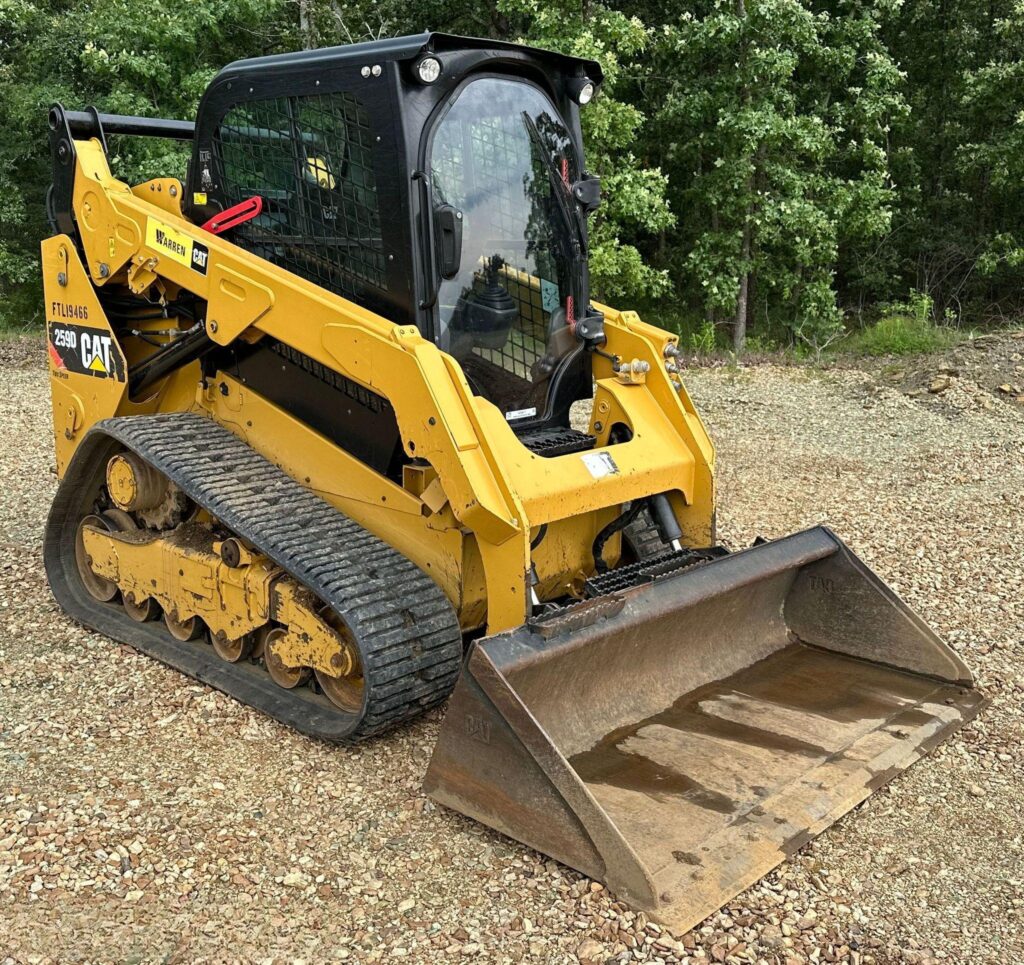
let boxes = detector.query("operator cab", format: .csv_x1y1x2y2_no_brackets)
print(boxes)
187,33,604,438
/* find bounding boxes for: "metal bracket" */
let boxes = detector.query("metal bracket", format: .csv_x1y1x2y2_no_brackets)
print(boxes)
127,254,160,294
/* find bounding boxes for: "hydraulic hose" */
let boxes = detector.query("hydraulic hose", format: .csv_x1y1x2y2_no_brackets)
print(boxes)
591,500,648,573
128,324,213,397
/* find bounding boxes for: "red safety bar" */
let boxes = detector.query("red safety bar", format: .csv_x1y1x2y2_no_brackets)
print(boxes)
201,196,263,235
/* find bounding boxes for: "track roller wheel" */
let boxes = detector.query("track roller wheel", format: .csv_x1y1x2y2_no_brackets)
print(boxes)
264,627,310,689
212,630,254,664
164,611,204,641
123,592,160,623
75,514,118,602
252,624,272,660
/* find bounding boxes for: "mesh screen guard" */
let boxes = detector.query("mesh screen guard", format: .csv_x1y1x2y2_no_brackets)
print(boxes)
214,91,387,303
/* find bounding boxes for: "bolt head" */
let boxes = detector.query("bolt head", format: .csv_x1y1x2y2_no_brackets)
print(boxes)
208,320,219,334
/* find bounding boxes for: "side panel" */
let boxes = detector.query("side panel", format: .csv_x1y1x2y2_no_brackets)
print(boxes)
200,372,484,626
42,236,127,476
42,237,201,477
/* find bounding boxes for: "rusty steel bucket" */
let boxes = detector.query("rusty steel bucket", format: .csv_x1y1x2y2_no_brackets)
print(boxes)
424,527,983,933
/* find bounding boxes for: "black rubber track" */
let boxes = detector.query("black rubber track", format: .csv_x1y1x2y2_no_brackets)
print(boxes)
623,506,667,562
44,412,463,742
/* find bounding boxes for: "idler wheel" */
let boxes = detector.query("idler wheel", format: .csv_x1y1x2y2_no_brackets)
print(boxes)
313,613,364,713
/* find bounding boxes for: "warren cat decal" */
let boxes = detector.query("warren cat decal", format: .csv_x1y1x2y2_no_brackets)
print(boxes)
146,217,209,275
47,322,126,382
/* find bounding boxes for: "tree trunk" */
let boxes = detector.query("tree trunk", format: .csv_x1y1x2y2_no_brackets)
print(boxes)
734,214,752,353
732,0,750,353
299,0,314,49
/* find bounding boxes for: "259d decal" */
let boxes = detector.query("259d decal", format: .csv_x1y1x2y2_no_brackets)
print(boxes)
47,322,126,382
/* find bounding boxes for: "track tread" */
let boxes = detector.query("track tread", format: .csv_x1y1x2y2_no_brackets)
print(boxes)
45,412,464,742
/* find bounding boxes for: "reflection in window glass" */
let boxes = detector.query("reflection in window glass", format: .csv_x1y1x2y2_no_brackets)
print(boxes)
430,78,581,417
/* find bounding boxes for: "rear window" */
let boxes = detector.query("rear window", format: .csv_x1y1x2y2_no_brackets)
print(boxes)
214,91,387,301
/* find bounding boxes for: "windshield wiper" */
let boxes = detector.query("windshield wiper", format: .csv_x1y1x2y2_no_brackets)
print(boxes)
521,111,587,256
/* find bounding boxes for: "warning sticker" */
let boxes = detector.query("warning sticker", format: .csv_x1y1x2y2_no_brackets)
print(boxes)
581,451,619,479
146,217,209,275
47,322,126,382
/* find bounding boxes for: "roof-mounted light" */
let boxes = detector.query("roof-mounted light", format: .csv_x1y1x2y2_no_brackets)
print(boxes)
569,77,596,106
415,56,443,84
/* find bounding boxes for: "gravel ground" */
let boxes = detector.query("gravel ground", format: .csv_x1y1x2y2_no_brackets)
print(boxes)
1,334,1021,964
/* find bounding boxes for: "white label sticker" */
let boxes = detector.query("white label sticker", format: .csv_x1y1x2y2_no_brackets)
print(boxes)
581,451,619,479
505,407,537,421
540,279,559,314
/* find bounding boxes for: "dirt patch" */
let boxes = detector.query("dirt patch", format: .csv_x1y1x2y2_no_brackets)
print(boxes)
862,330,1024,416
0,334,46,369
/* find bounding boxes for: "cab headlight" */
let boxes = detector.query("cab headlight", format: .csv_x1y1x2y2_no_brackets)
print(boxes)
569,77,596,106
415,56,443,84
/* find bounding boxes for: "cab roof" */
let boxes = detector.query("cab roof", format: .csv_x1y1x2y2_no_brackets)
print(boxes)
214,31,603,86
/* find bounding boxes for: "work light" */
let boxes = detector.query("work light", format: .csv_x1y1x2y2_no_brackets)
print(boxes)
415,56,443,84
569,78,595,105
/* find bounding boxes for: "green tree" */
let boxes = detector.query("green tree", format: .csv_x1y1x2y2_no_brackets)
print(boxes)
500,0,675,303
641,0,905,350
0,0,292,326
4,0,1024,341
881,0,1024,320
963,3,1024,286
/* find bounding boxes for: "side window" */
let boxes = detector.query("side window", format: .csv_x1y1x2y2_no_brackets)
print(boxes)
214,91,387,301
429,77,581,417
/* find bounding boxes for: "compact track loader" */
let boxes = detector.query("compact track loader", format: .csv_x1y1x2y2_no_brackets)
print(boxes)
41,33,982,932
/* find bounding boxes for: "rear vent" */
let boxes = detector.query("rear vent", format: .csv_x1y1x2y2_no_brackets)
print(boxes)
269,340,390,415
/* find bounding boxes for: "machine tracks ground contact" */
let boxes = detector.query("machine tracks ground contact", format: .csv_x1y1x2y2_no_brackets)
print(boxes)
46,412,463,740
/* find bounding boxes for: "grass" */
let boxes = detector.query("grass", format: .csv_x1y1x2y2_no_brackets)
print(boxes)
840,313,962,357
0,285,43,335
638,289,994,362
0,321,39,338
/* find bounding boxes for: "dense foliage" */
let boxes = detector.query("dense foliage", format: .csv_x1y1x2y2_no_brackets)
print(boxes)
1,0,1021,349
